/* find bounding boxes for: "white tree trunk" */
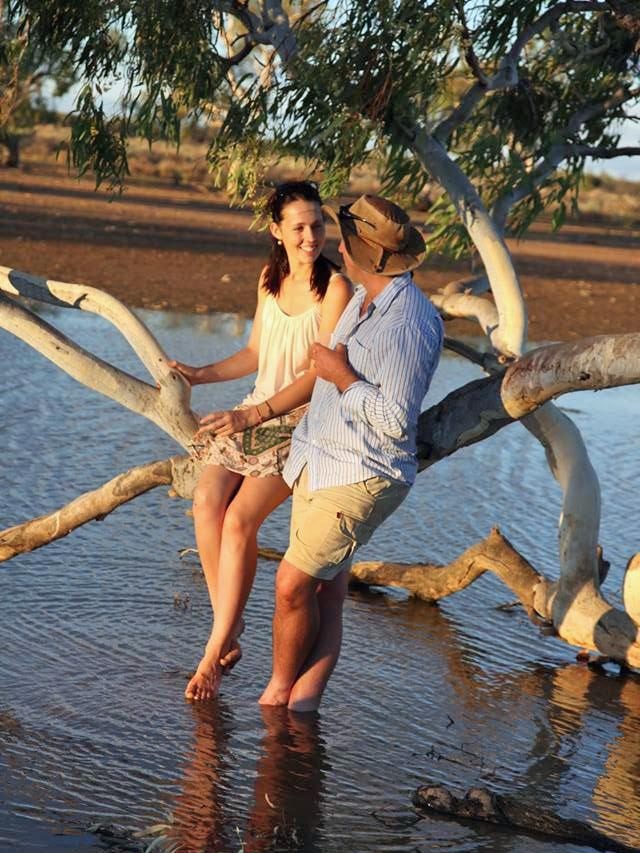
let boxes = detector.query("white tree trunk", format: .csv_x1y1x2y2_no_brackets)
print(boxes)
526,405,640,664
406,128,527,358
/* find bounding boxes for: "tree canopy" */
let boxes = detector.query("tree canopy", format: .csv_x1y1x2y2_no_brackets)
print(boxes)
4,2,639,241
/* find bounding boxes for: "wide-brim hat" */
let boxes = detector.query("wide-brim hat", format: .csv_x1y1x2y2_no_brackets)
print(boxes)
323,194,426,275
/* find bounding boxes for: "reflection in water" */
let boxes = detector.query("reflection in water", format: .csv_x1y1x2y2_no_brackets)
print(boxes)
550,665,640,848
367,590,640,851
170,704,326,853
170,702,237,853
245,707,326,853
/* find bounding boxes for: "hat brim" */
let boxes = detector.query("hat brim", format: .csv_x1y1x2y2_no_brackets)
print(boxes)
322,203,426,275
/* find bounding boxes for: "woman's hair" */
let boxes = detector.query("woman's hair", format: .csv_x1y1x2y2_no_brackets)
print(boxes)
262,180,339,299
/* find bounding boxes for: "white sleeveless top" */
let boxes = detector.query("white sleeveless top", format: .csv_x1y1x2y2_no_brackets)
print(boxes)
242,293,321,405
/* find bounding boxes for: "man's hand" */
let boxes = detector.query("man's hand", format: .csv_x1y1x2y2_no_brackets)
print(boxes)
311,342,358,392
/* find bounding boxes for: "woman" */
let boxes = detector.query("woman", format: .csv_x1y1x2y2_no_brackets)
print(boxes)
170,181,352,702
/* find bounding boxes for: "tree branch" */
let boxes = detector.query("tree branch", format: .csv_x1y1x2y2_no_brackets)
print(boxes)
0,459,174,562
1,265,170,383
492,87,640,230
0,290,198,448
349,527,544,606
435,1,616,143
564,144,640,158
526,404,640,664
417,332,640,468
0,267,197,448
398,122,527,357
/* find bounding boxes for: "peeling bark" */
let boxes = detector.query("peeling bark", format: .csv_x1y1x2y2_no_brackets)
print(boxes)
349,528,543,606
417,333,640,469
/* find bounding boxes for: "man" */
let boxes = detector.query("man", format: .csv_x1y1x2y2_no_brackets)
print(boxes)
259,194,444,712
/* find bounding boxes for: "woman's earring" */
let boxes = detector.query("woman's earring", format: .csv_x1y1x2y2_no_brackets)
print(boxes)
277,240,283,245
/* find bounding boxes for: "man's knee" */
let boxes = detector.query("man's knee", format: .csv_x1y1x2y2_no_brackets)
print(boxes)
275,560,319,609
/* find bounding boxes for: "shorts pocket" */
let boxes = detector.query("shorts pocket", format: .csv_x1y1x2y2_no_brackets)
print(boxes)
295,506,358,567
336,510,376,554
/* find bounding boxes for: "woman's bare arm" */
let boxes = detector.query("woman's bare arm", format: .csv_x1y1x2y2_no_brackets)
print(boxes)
170,273,267,385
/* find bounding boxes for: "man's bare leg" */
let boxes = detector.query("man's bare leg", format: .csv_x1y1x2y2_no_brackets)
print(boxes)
185,465,242,701
188,476,291,701
259,560,321,707
286,567,350,712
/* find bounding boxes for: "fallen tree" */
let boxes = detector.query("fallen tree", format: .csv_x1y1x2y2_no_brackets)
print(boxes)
1,1,639,669
1,263,639,667
413,782,640,853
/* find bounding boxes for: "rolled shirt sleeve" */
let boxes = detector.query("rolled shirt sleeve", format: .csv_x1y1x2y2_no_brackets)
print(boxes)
339,323,441,439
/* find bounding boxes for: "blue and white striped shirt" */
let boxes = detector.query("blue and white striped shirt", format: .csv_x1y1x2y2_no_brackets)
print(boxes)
284,272,444,490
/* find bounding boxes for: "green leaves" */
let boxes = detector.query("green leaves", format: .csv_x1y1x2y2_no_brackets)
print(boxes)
69,86,129,190
2,0,638,247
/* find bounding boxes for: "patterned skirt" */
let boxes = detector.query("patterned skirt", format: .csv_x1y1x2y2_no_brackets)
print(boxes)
189,404,308,478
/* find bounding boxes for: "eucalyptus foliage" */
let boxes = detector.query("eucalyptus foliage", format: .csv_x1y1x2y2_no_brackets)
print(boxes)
0,0,77,165
2,0,639,250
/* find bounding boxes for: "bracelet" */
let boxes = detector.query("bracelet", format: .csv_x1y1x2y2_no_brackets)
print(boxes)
255,400,275,424
254,404,264,425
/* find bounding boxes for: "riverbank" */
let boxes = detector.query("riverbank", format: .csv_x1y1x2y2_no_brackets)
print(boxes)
1,165,638,342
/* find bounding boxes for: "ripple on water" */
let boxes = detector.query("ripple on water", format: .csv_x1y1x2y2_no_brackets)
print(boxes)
1,310,640,852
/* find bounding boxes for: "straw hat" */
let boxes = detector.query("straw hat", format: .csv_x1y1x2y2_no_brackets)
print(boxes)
323,194,426,275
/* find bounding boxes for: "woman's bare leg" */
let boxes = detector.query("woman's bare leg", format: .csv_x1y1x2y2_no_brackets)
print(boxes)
187,474,291,701
185,465,243,700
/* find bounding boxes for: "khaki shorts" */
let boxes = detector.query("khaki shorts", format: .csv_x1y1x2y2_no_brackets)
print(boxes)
284,466,411,580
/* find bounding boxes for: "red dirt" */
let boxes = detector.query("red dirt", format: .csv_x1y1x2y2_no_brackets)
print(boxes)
1,166,638,343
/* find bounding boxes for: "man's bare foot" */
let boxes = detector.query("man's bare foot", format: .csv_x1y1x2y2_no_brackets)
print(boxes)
184,656,221,702
258,681,291,706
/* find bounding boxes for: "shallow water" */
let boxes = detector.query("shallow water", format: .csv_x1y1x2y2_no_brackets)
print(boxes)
1,307,640,853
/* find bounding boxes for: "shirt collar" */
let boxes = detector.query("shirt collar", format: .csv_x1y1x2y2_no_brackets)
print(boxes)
364,272,413,316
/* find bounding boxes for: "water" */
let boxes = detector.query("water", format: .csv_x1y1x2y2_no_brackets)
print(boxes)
1,307,640,853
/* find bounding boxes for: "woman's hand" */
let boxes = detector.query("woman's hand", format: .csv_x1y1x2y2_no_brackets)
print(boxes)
195,407,259,438
167,360,202,386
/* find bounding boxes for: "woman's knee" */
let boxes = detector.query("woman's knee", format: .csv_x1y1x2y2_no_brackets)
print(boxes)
221,502,260,541
192,481,228,522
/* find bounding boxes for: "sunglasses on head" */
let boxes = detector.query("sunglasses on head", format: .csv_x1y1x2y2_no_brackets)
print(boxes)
274,180,319,196
338,204,377,229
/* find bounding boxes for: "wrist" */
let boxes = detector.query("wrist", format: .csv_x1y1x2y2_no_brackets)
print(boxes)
335,370,358,393
255,399,276,422
192,367,208,385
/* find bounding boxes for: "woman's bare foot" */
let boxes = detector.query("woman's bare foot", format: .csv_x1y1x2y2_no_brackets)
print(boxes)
220,637,242,673
220,618,245,675
184,654,221,702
